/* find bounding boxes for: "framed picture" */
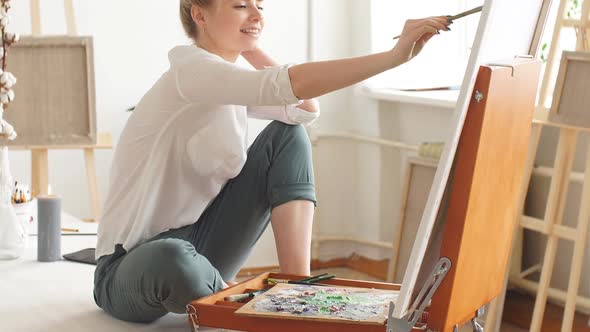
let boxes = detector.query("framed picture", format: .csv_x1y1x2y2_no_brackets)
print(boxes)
388,157,437,284
5,36,96,146
548,51,590,127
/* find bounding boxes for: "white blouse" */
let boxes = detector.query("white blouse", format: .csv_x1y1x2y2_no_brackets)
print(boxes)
96,45,319,259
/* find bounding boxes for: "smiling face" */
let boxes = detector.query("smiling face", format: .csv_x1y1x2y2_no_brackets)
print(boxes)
191,0,265,62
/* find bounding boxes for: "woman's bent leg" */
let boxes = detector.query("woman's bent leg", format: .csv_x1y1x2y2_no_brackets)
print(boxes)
93,122,316,322
93,239,224,323
188,121,317,281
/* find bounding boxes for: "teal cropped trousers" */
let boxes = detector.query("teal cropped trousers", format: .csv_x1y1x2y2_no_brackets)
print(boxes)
93,121,317,323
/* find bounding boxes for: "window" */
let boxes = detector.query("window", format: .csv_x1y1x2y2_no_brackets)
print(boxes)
369,0,481,89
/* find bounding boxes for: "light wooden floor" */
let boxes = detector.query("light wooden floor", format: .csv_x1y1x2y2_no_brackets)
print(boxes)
502,290,590,332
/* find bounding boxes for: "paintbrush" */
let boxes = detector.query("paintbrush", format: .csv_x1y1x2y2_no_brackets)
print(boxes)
265,273,328,285
224,288,270,302
266,274,336,286
303,274,336,283
392,5,483,40
287,280,331,286
300,273,329,282
447,5,483,21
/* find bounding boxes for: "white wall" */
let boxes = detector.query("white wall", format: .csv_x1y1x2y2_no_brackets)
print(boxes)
310,1,456,262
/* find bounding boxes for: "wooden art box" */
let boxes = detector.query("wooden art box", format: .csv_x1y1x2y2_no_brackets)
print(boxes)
187,272,420,332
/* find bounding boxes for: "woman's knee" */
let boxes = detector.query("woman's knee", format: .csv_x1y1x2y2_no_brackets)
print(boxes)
268,121,312,154
149,238,196,263
147,239,223,307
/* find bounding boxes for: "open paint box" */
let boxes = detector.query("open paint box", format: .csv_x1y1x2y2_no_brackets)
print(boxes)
187,272,424,332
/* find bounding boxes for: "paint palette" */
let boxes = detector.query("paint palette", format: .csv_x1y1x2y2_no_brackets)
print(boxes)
188,272,407,332
235,283,399,325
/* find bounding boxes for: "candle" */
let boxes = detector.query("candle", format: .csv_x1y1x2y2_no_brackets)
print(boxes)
37,195,61,262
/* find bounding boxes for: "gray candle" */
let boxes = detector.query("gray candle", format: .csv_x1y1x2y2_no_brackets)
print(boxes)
37,195,61,262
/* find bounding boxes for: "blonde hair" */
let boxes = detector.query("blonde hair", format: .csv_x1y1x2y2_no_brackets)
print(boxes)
179,0,212,40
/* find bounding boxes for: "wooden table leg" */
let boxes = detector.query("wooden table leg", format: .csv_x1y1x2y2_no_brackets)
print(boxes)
31,148,49,197
84,148,102,222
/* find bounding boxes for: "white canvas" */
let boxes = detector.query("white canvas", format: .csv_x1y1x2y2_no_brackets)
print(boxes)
393,0,551,319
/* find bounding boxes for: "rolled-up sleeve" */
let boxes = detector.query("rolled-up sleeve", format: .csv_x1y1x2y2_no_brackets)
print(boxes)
175,55,302,106
248,105,320,125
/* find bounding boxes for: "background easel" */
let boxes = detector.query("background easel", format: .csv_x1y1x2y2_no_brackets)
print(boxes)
489,0,590,331
19,0,113,222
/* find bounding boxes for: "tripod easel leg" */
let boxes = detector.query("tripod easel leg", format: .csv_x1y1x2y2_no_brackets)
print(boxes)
31,0,41,36
530,128,578,332
84,148,101,222
561,142,590,331
64,0,77,36
31,148,49,197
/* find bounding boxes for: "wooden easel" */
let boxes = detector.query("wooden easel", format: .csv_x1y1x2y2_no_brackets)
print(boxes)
490,1,590,331
24,0,112,222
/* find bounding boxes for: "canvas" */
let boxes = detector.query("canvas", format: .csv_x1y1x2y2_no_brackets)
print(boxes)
5,36,97,146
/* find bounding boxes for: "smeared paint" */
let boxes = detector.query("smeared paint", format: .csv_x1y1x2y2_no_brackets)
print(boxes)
251,285,399,321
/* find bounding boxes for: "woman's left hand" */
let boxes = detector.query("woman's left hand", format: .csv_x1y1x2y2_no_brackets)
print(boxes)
241,47,263,61
241,47,273,70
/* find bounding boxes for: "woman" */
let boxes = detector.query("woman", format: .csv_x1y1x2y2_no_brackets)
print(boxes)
93,0,451,323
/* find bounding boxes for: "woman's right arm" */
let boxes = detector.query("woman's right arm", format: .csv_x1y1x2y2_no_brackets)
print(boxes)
288,16,450,100
176,17,449,106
